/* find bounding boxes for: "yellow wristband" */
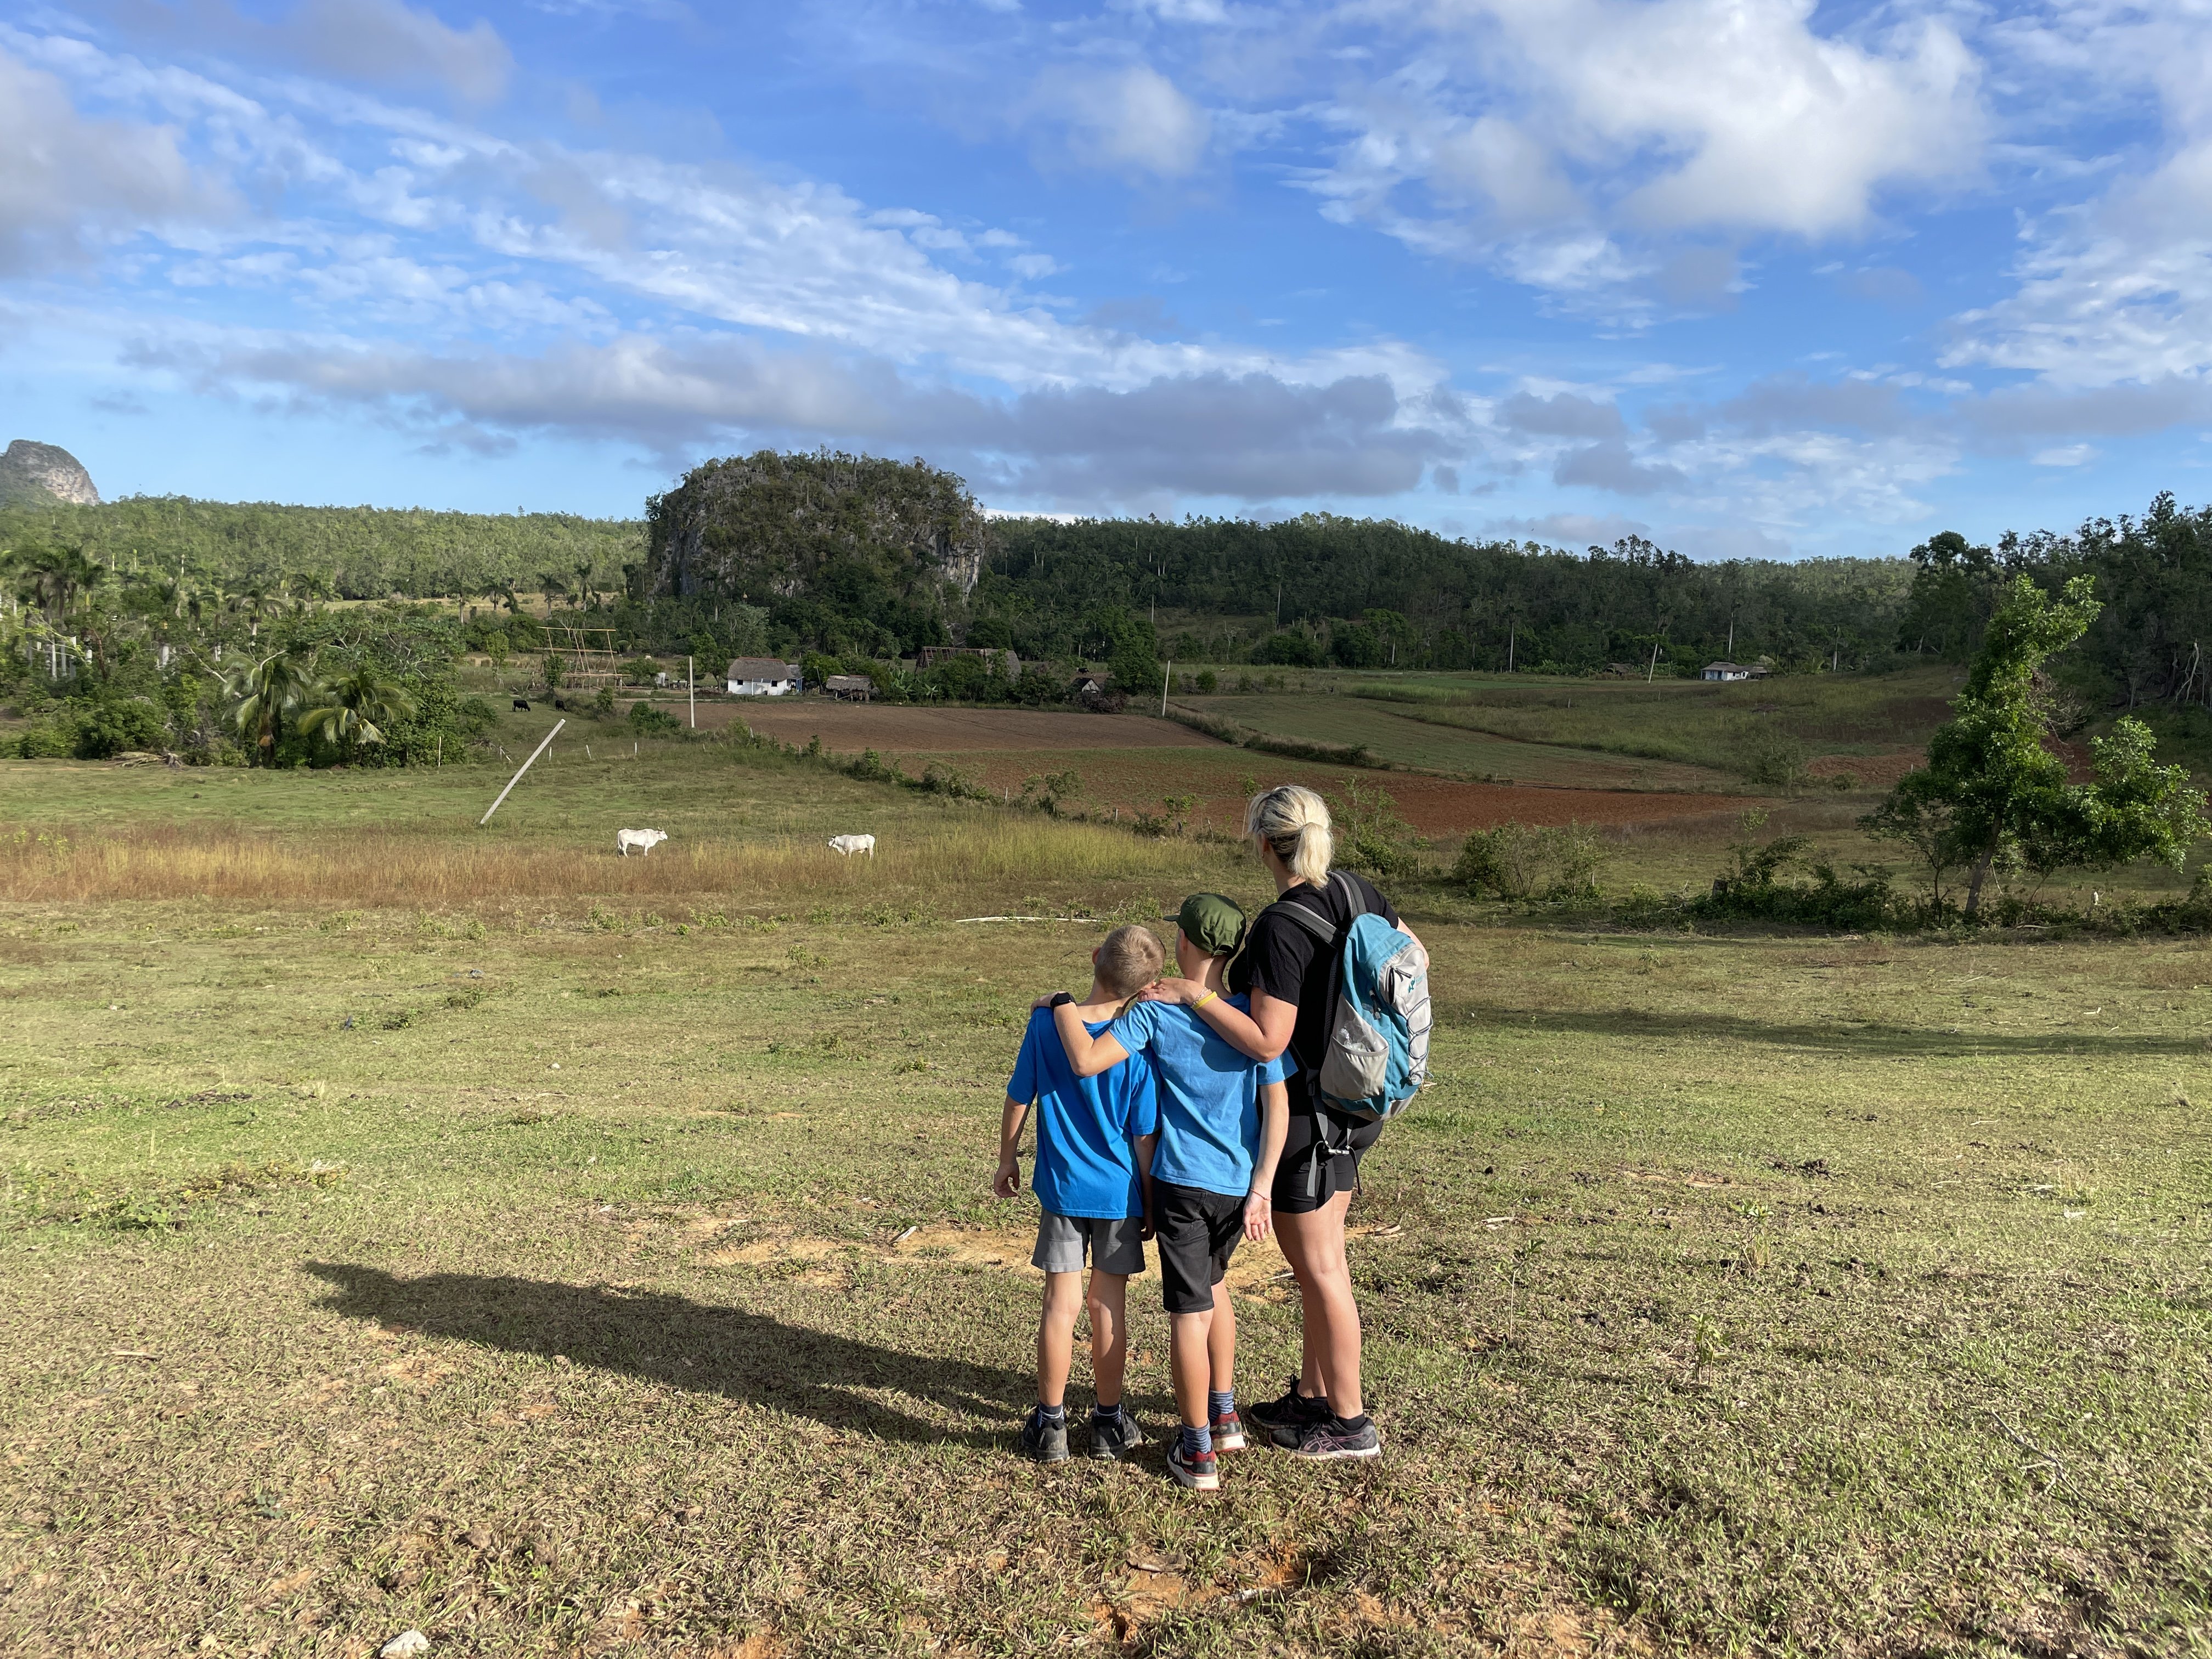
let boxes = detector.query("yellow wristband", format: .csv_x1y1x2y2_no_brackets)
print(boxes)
1191,990,1218,1011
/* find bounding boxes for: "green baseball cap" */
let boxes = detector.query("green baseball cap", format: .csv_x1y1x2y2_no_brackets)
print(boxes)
1176,892,1248,958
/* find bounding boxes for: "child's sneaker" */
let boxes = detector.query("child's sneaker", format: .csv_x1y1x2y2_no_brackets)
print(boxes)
1018,1407,1070,1463
1282,1415,1382,1461
1250,1375,1329,1443
1166,1441,1220,1491
1090,1410,1144,1462
1209,1409,1248,1452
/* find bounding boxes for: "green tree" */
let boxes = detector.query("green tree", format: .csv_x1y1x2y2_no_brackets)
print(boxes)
298,662,419,753
1865,575,2210,914
223,647,316,765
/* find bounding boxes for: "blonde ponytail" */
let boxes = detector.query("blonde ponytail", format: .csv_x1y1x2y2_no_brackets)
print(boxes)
1245,783,1333,884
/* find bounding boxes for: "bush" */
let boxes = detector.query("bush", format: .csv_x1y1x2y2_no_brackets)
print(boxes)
73,699,168,759
1455,821,1606,901
1195,669,1218,693
1733,717,1810,791
919,760,990,800
1253,630,1324,667
628,700,681,735
16,723,75,759
592,685,617,717
849,748,905,783
1327,776,1424,878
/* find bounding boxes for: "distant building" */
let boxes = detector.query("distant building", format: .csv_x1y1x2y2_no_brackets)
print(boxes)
1702,661,1758,682
1069,673,1107,697
917,646,1019,676
824,674,875,701
727,658,801,696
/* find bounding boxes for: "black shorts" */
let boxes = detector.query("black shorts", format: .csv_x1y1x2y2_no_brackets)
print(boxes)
1272,1108,1385,1214
1154,1181,1246,1314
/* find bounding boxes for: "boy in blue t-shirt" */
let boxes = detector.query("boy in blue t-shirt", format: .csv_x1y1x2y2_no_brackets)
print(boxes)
995,923,1167,1464
1051,894,1293,1492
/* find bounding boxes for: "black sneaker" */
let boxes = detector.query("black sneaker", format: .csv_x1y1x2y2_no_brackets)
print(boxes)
1166,1441,1220,1491
1090,1411,1144,1462
1248,1376,1328,1440
1018,1408,1069,1463
1282,1416,1382,1461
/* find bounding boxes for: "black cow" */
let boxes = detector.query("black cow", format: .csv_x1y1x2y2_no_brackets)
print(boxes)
513,698,531,711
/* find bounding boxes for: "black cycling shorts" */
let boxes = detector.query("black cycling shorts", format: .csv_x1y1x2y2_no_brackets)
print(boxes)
1272,1108,1385,1214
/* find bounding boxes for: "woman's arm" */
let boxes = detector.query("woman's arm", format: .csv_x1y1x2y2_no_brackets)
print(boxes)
1051,1001,1132,1078
1139,978,1294,1062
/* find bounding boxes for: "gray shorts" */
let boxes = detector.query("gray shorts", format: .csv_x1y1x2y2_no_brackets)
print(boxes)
1032,1211,1146,1277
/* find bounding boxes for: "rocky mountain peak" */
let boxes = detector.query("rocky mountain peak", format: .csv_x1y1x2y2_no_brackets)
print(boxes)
0,441,101,507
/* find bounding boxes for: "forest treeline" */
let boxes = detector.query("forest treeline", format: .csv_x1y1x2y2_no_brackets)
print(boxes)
9,460,2212,718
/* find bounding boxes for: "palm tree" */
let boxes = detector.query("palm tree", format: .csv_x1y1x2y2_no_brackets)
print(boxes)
573,559,595,610
298,662,418,753
224,647,316,765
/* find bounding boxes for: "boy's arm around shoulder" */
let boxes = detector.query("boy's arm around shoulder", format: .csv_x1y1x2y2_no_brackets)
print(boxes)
1052,997,1132,1079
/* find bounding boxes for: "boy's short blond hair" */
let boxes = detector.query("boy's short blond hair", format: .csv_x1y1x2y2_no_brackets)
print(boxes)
1096,924,1166,997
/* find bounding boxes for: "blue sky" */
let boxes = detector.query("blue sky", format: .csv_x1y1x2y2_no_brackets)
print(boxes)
4,1,2210,558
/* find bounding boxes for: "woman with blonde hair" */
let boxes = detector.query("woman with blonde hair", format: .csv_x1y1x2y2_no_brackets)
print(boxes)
1141,782,1410,1461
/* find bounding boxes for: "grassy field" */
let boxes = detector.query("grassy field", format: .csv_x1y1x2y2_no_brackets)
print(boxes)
1173,695,1737,792
1333,668,1965,777
3,743,2209,1658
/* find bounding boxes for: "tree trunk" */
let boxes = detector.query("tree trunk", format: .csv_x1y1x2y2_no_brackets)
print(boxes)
1964,850,1994,916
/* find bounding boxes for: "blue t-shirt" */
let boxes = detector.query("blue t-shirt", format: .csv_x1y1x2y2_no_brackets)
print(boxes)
1109,995,1295,1198
1007,1007,1159,1220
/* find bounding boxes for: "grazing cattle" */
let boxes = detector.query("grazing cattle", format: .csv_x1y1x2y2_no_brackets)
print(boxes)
827,834,876,857
616,828,669,857
513,698,531,711
552,696,569,711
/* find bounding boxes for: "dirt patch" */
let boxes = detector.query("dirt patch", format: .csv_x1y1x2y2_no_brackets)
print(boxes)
692,702,1221,751
1807,751,1924,788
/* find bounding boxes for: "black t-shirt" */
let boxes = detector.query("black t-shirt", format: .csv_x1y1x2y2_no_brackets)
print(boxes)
1228,871,1401,1086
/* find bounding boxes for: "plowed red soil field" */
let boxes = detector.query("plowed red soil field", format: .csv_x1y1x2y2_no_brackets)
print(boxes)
684,701,1753,836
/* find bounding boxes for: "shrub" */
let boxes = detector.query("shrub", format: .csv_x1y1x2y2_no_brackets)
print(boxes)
74,699,168,759
628,700,681,735
849,748,905,783
1327,776,1424,878
1195,669,1218,693
1733,716,1810,791
591,685,616,717
1455,821,1606,901
919,760,989,800
16,723,74,759
1253,630,1324,667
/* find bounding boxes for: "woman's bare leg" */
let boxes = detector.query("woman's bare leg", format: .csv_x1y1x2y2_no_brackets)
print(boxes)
1274,1188,1362,1418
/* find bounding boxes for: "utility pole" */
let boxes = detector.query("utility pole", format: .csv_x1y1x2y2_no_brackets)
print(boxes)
1646,639,1661,683
1507,619,1516,673
687,656,696,727
1726,606,1737,658
1161,661,1171,717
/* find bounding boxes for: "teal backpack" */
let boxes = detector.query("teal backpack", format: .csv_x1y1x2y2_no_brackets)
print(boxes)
1274,873,1432,1192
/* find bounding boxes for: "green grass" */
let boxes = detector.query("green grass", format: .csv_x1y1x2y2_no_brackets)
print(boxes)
2,756,2210,1655
1334,665,1967,775
1177,693,1737,791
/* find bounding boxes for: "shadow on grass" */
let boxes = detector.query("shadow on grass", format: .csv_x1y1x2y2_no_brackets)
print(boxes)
304,1262,1032,1448
1447,1000,2207,1059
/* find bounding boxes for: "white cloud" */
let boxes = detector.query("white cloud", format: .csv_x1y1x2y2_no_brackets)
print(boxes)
0,46,229,273
1022,64,1211,180
1307,0,1982,296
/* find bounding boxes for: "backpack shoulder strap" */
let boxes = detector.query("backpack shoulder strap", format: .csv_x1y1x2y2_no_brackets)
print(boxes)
1273,889,1338,947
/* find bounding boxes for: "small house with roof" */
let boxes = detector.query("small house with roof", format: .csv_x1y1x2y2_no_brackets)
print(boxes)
726,658,801,696
1702,661,1756,682
824,673,875,702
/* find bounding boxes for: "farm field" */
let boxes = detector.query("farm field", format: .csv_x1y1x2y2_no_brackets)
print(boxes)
1336,666,1967,777
707,699,1759,840
2,751,2208,1658
1172,694,1738,791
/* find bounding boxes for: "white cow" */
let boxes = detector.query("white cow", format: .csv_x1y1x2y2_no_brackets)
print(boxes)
616,828,669,857
827,834,876,857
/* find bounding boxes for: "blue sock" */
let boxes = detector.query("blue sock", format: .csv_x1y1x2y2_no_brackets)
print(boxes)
1208,1389,1237,1423
1180,1424,1212,1459
1037,1402,1065,1424
1093,1400,1123,1421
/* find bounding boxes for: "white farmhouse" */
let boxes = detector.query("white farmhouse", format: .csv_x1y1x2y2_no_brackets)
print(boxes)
726,657,802,696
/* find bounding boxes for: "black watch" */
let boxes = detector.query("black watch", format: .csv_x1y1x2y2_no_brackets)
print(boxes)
1049,992,1075,1008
